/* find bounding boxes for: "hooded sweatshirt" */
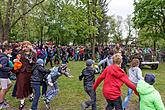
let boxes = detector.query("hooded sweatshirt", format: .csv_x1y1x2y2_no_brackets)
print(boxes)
93,64,138,100
137,80,165,110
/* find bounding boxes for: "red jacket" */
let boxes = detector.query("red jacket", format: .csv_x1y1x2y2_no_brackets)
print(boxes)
93,64,138,100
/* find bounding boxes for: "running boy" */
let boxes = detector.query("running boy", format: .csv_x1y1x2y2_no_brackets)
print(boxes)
30,59,50,110
79,59,99,110
137,73,165,110
44,64,72,109
93,53,138,110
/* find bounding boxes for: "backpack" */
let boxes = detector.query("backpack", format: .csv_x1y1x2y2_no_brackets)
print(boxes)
0,53,9,66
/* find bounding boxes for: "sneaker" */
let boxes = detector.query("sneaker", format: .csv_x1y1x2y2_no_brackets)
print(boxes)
81,102,87,110
29,96,34,102
41,95,46,99
0,102,9,109
19,103,24,110
4,99,8,103
44,99,50,109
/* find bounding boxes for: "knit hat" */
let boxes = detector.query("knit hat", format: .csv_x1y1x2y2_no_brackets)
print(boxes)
86,59,94,66
37,59,44,66
144,73,155,85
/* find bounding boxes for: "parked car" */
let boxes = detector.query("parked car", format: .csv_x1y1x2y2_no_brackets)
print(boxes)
129,53,159,70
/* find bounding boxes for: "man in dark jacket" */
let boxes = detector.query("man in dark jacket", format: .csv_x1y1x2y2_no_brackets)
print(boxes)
0,47,13,109
31,59,50,110
79,59,99,110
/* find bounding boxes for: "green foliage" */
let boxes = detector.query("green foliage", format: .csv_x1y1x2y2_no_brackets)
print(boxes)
133,0,165,44
0,0,110,45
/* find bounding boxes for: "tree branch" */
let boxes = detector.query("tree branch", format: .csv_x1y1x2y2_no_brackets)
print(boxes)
10,0,45,29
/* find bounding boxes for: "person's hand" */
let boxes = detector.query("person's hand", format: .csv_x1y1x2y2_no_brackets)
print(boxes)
0,64,2,68
93,84,96,91
48,82,53,86
134,90,139,96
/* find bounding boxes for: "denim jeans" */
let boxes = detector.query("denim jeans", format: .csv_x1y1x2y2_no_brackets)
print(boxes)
106,96,123,110
46,81,59,101
84,87,97,110
80,54,84,61
31,84,41,110
73,53,78,61
41,81,47,96
122,88,133,109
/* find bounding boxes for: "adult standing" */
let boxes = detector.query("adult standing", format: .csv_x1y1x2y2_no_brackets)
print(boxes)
113,43,123,54
16,41,36,110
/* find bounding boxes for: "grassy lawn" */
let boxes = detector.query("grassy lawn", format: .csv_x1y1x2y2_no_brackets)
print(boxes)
5,61,165,110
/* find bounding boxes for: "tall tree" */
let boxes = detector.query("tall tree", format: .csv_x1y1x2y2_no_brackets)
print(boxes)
97,0,110,45
133,0,165,50
109,15,123,44
124,15,136,46
0,0,45,41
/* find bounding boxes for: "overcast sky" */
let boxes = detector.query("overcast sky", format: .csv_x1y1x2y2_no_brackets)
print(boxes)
107,0,134,19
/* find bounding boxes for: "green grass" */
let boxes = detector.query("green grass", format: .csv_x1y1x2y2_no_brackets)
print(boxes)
5,62,165,110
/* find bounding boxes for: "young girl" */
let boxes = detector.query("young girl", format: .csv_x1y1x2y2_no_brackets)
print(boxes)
93,53,138,110
122,58,143,109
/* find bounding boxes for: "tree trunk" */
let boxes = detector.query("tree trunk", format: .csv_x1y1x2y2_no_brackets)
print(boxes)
0,11,4,41
3,0,12,41
21,0,28,40
40,26,43,45
154,40,156,52
91,0,97,59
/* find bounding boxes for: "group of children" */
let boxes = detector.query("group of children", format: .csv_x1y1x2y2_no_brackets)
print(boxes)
20,52,164,110
30,59,72,110
79,53,165,110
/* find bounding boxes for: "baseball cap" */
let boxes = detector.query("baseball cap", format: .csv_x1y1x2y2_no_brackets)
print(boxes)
86,59,94,66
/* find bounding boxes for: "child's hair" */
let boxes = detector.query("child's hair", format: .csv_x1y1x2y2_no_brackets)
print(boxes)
131,58,139,67
112,53,122,65
16,54,21,59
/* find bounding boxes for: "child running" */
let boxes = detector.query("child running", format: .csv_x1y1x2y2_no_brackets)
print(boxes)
137,73,165,110
93,53,138,110
122,58,143,109
79,59,99,110
30,59,50,110
44,64,72,109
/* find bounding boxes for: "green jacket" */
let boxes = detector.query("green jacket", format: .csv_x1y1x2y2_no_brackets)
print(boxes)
137,80,165,110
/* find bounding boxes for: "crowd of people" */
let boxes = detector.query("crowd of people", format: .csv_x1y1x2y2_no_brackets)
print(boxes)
0,41,164,110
